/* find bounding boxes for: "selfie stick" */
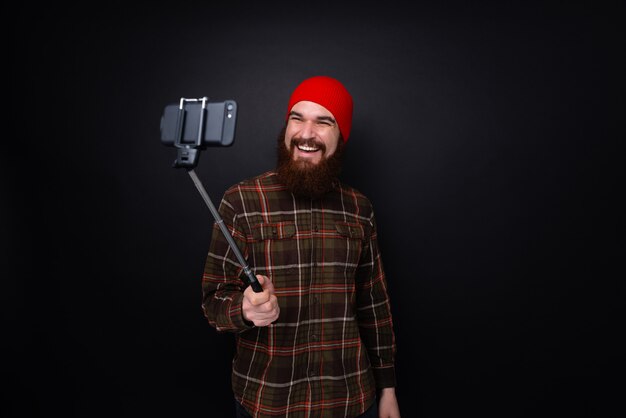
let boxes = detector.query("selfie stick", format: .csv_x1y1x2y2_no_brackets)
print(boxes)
186,170,263,293
172,97,263,293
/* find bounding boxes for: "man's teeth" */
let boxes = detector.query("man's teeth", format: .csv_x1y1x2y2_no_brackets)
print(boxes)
297,145,319,152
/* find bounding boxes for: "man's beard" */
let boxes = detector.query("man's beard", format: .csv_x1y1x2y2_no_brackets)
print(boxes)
275,127,344,199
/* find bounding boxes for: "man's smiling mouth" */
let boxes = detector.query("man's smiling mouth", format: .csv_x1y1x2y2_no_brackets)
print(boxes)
297,144,320,153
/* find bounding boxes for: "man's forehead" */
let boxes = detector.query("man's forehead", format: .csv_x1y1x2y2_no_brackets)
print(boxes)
290,101,335,119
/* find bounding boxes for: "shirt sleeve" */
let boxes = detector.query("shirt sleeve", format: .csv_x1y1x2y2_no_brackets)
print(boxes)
355,210,397,388
201,189,254,333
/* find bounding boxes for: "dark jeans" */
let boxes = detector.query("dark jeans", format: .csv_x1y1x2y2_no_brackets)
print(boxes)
235,399,378,417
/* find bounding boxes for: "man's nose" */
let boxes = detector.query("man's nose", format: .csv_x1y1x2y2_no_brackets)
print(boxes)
300,121,315,139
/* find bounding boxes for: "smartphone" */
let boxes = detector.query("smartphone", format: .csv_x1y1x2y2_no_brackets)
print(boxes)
160,99,237,147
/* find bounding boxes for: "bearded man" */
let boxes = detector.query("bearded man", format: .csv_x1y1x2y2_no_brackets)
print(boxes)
201,76,400,418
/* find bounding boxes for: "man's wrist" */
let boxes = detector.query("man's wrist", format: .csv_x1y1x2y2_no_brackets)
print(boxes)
377,387,396,397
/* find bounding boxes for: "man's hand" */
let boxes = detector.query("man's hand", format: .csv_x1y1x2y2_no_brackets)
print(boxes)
242,275,280,326
378,387,400,418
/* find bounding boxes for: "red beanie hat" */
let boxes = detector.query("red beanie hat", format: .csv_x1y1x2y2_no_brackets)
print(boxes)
286,76,353,142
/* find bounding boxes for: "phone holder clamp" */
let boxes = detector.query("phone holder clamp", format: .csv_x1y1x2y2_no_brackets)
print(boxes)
172,97,209,169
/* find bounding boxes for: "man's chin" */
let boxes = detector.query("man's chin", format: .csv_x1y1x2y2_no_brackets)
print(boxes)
293,154,323,166
293,160,320,170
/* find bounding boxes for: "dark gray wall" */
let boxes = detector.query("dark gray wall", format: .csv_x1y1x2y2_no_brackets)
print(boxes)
7,2,623,417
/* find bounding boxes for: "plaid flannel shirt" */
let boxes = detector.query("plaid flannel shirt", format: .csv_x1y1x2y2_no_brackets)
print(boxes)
202,171,396,418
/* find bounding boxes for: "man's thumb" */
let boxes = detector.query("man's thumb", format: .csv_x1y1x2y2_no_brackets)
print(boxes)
256,274,274,292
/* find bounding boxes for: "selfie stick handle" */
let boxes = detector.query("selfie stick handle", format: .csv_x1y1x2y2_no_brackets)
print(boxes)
187,169,263,293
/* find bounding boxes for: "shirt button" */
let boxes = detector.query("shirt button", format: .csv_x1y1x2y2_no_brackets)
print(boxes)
311,334,318,341
309,370,317,377
313,225,319,232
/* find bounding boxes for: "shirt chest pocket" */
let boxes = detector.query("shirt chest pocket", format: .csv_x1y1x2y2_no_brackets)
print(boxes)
333,221,366,267
251,222,297,270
